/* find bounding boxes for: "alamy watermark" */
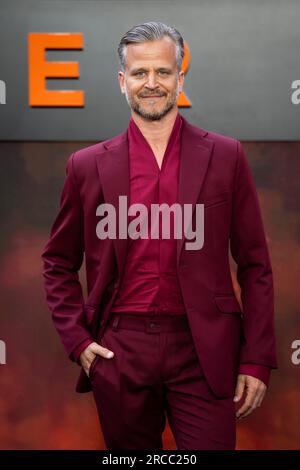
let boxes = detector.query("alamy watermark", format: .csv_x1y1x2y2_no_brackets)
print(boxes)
96,196,204,250
291,80,300,105
0,340,6,365
291,340,300,365
0,80,6,104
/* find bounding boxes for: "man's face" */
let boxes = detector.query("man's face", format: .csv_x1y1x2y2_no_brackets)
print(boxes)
118,36,184,121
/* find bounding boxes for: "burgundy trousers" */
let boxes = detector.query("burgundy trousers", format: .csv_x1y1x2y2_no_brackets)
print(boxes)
89,312,236,450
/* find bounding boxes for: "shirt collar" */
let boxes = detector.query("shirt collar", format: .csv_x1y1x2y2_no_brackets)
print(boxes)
128,111,183,152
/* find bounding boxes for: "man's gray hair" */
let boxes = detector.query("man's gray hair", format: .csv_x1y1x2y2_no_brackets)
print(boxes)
117,21,185,72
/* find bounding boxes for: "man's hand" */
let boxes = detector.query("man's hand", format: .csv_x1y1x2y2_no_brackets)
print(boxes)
80,341,114,378
234,374,267,420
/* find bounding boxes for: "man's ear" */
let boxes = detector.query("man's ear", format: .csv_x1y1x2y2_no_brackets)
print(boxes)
178,71,185,93
118,71,126,94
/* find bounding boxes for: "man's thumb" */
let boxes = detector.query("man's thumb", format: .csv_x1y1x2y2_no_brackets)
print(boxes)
91,342,114,358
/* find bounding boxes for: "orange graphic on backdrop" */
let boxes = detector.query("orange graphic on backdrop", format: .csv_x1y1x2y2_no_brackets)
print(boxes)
28,33,84,107
177,41,191,107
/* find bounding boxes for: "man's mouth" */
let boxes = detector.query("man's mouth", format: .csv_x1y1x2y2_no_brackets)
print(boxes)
140,95,164,99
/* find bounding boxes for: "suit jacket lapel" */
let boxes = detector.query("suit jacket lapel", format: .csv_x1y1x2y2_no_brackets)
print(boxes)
176,117,214,266
96,130,130,278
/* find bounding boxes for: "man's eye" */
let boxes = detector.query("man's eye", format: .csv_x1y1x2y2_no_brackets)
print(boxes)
135,72,145,77
159,71,168,75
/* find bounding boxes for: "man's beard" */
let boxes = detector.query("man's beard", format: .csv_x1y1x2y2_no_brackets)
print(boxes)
124,86,179,121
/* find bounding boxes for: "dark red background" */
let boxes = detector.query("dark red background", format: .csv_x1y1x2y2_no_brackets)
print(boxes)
0,141,298,449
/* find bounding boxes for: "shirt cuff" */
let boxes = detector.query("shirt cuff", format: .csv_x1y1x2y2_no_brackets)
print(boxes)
72,338,94,364
238,364,271,387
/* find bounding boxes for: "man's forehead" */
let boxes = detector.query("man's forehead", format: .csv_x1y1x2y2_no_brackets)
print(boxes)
125,37,177,60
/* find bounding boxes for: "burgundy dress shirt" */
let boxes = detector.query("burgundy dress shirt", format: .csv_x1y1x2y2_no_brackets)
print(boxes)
110,111,186,315
72,112,271,387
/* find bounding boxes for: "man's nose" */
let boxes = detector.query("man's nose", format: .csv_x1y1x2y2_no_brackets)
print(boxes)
145,72,159,89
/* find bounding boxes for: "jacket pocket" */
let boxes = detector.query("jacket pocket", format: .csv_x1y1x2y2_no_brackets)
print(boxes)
214,294,242,315
204,191,230,209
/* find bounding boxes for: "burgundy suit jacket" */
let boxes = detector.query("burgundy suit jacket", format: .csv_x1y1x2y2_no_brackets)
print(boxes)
41,116,278,397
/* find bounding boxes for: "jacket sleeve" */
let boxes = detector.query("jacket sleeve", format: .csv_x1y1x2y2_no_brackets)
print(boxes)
238,363,271,387
41,152,92,361
230,141,278,371
72,338,94,365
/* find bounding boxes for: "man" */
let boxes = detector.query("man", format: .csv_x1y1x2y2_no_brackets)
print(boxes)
41,21,278,450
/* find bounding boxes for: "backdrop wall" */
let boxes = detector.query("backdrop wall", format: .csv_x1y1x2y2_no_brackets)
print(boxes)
0,0,299,450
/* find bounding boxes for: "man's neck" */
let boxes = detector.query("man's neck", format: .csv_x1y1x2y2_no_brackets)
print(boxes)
131,108,178,148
